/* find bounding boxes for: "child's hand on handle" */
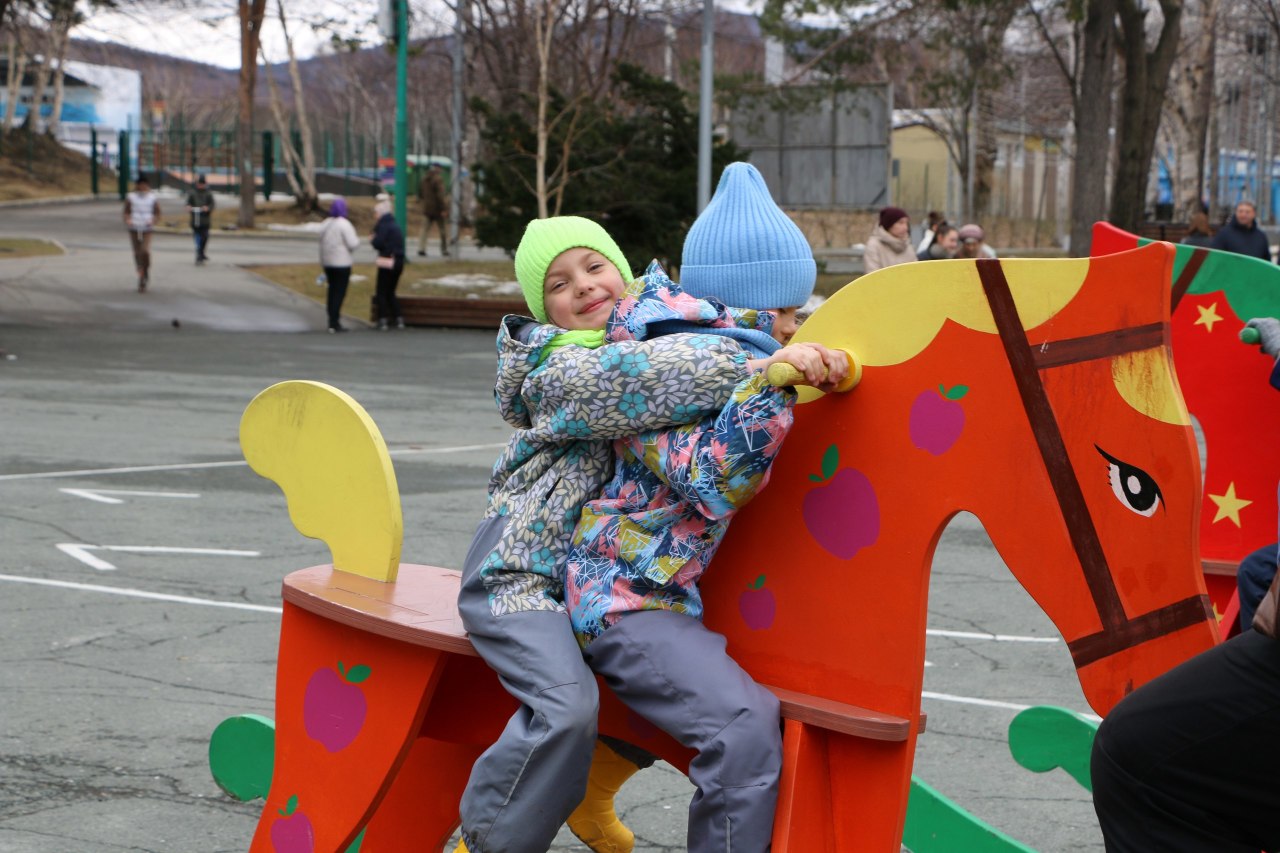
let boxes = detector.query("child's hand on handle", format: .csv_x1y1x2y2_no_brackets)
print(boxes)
750,343,856,393
1243,318,1280,358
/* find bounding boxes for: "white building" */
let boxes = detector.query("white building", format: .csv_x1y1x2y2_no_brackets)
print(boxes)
1,58,141,162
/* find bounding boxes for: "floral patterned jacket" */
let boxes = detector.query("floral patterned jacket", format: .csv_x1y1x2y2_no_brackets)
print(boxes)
564,283,797,645
478,266,765,617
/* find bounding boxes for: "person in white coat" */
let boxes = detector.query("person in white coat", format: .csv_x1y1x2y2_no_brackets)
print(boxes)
318,197,361,333
863,206,917,273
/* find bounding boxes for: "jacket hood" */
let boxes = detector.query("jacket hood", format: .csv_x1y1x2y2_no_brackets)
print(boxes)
493,315,564,429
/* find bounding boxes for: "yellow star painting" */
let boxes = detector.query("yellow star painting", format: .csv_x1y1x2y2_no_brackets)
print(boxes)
1209,482,1252,527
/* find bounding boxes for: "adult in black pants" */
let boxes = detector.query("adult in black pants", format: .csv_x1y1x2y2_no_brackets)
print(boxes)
1091,316,1280,853
317,197,360,333
371,199,406,330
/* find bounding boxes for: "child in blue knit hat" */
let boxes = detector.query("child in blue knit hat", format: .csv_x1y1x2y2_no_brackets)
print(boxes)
454,214,841,853
560,163,833,853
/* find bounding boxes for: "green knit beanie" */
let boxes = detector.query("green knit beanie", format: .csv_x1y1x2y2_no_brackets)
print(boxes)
514,216,634,323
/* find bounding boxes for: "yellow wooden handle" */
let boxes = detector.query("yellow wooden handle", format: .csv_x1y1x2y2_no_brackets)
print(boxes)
766,349,862,392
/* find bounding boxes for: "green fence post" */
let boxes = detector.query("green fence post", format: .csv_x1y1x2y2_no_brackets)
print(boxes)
117,130,130,199
90,126,99,196
262,131,274,201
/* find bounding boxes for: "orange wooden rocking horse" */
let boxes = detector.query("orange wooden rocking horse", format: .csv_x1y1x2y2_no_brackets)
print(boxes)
236,242,1219,852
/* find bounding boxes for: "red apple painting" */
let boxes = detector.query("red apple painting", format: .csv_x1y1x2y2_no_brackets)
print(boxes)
303,661,370,753
910,385,969,455
803,444,880,559
271,794,314,853
740,574,777,630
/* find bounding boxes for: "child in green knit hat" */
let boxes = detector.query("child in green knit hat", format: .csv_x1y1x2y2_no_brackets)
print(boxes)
453,214,844,853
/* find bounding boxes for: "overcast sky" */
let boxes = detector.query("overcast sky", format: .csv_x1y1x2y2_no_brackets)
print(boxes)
75,0,761,71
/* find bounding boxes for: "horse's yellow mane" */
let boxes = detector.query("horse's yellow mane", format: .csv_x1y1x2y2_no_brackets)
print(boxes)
795,258,1188,425
795,258,1088,367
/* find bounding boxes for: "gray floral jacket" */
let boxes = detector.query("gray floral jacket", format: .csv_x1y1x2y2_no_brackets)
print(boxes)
478,306,753,617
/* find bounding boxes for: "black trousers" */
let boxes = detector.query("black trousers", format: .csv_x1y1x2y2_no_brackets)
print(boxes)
1092,628,1280,852
323,266,350,329
374,256,404,322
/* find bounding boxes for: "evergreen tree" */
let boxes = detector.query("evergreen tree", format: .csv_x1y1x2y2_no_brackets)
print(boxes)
471,63,747,273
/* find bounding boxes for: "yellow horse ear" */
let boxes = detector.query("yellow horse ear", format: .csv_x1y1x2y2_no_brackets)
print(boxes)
239,380,402,582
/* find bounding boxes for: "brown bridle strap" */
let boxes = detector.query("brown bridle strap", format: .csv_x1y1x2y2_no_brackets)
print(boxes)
1031,323,1165,370
1170,246,1210,311
975,260,1213,667
1068,594,1213,668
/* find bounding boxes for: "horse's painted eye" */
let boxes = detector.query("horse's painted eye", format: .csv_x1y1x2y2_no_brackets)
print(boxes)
1097,447,1162,517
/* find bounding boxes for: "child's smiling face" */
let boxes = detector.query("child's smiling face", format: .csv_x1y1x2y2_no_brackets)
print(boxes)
542,247,626,330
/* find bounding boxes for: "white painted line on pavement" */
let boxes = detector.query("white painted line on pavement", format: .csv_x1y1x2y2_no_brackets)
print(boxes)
60,488,201,504
56,543,261,571
922,690,1101,721
0,573,283,613
926,629,1060,644
1,572,1100,719
0,442,507,482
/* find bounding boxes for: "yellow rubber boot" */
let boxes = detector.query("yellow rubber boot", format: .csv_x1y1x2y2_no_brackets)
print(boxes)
566,739,642,853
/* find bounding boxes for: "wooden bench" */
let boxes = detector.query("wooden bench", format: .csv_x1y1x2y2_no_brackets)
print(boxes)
369,295,525,329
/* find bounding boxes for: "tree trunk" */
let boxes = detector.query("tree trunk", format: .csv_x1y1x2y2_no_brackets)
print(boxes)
1108,0,1184,230
238,0,267,228
2,32,26,133
534,0,558,219
259,47,307,202
47,13,73,137
275,0,317,209
1070,0,1116,255
1191,6,1218,212
23,25,52,133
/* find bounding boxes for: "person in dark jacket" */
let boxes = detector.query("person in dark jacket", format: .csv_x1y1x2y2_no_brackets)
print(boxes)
186,175,215,264
1210,201,1272,261
370,199,406,329
1091,316,1280,853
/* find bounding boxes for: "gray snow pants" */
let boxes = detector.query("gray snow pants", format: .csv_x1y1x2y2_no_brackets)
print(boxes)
585,609,783,853
455,515,600,853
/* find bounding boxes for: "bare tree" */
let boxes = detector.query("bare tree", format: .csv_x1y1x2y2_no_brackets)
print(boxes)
45,0,85,136
2,20,29,132
1109,0,1184,229
1162,0,1218,216
257,0,318,209
458,0,643,216
238,0,266,227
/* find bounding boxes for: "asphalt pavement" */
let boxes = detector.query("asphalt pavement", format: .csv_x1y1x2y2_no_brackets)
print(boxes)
0,198,1103,852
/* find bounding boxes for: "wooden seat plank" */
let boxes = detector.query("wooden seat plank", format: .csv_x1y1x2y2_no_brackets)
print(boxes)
283,563,918,741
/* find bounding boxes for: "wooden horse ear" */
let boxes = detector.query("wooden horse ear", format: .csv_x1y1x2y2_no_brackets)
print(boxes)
240,380,402,582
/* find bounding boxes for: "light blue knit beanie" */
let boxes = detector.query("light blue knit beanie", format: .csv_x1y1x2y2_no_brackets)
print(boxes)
679,162,816,310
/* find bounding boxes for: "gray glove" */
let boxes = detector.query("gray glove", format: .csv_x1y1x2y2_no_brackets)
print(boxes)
1246,317,1280,358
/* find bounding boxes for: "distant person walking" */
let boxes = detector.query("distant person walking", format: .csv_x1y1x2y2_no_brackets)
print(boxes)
318,197,361,334
1182,210,1214,249
186,175,215,265
863,206,916,272
417,164,450,258
1211,201,1272,261
371,199,406,330
123,174,159,292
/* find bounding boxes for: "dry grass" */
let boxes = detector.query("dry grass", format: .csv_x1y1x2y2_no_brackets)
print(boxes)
0,128,111,202
0,237,64,259
244,258,521,322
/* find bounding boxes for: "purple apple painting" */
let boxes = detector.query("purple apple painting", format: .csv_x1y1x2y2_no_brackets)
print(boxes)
740,574,777,630
909,385,969,455
303,661,371,753
803,444,880,559
271,794,314,853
